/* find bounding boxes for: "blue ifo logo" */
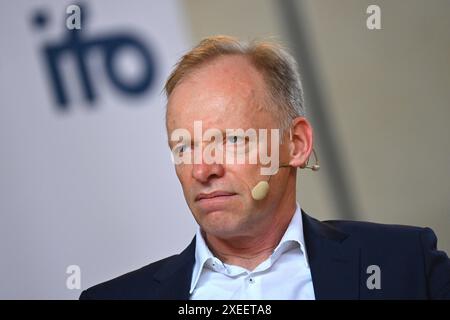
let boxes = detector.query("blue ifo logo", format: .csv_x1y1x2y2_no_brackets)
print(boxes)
32,5,156,110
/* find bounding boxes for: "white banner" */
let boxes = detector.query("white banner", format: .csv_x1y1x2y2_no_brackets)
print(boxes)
0,0,195,299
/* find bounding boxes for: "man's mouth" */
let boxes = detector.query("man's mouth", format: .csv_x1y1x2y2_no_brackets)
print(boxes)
195,191,237,201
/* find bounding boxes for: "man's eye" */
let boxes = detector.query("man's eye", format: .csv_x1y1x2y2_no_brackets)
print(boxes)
227,135,244,144
174,144,191,154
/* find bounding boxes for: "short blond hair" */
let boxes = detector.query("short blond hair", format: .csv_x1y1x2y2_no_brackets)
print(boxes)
164,35,305,129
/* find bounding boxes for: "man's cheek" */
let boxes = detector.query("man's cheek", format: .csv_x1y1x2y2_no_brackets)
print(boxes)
175,165,189,180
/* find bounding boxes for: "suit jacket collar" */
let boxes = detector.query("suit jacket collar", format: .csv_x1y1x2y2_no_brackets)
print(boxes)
152,211,360,300
302,209,360,299
152,237,196,299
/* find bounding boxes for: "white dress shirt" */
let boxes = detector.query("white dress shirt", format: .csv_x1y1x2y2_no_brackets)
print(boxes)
189,203,316,300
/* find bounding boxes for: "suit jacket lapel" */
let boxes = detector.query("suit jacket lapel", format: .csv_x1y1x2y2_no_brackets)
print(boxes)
153,237,196,299
302,210,361,299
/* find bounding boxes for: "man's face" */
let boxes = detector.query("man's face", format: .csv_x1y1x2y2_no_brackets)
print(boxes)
166,55,290,239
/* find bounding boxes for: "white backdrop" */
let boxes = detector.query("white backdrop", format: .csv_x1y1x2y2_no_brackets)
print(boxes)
0,0,196,299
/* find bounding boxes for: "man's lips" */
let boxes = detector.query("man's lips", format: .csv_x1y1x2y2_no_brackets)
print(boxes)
195,191,237,201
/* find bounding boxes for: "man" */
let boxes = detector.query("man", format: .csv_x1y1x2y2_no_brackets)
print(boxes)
80,36,450,299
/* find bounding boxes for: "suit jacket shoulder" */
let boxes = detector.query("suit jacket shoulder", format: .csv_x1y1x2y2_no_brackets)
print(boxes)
303,215,450,299
80,238,196,300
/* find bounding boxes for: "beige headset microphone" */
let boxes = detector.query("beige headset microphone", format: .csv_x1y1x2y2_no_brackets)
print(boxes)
250,148,320,200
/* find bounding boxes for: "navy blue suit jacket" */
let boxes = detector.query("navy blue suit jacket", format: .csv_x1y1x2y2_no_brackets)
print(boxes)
80,211,450,299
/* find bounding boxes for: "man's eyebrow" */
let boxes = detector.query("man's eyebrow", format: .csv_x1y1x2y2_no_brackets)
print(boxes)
167,133,183,148
167,135,190,147
167,128,256,147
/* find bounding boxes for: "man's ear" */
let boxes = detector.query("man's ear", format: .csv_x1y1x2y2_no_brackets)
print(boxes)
288,117,313,168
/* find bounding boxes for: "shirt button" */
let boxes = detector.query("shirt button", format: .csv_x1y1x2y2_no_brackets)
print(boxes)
248,277,255,284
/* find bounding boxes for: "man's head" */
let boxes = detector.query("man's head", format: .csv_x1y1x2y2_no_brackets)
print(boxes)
165,35,314,240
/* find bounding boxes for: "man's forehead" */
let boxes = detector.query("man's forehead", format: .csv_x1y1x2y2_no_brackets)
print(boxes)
166,104,275,136
168,65,266,110
186,54,264,84
165,55,276,134
168,56,266,103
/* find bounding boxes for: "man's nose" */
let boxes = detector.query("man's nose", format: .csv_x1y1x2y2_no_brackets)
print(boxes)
192,162,225,183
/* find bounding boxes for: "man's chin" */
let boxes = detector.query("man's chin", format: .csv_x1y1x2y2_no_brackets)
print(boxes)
197,214,247,239
192,201,239,218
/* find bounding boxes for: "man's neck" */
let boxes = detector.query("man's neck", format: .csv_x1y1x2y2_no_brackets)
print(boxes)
203,194,297,271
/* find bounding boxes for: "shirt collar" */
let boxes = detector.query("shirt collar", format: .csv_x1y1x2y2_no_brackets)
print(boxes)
189,202,309,294
190,225,217,294
270,203,309,268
